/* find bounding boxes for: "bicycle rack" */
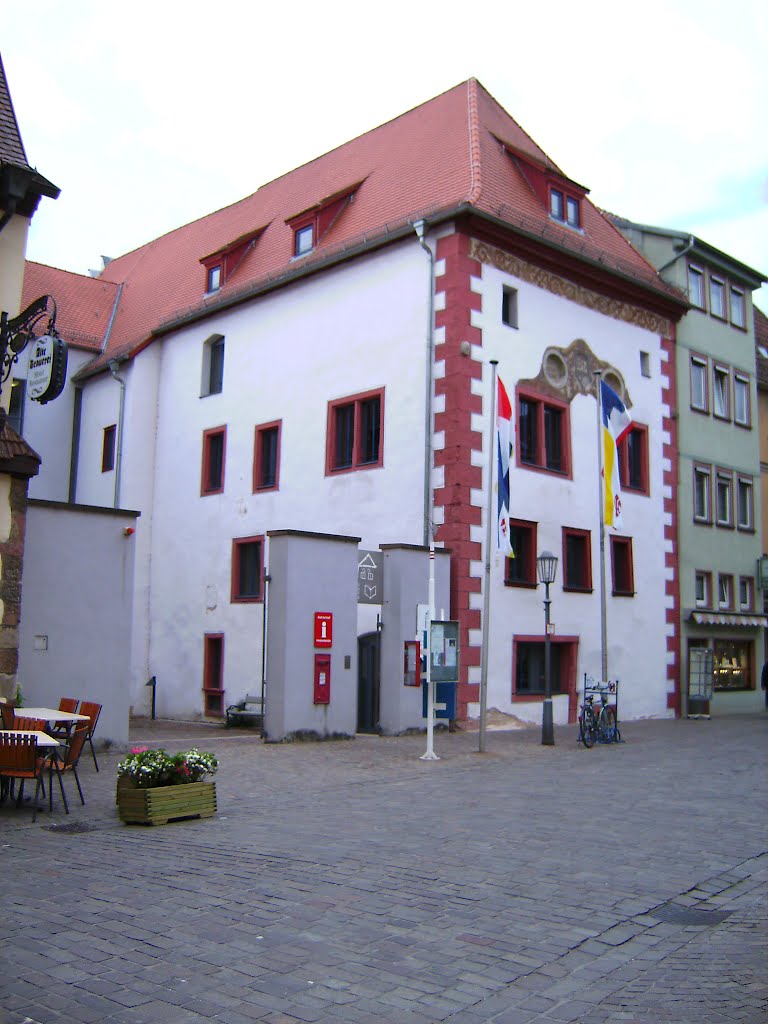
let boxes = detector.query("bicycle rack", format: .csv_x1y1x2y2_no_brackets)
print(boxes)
580,674,621,744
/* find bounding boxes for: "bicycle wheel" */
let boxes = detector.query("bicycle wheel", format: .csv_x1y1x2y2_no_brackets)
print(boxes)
579,707,596,748
598,706,617,744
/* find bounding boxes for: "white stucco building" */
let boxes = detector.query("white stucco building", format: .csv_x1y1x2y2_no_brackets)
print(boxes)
20,80,687,729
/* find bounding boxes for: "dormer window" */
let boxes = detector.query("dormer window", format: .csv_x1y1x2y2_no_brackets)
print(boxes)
207,265,221,293
550,188,581,229
295,224,314,257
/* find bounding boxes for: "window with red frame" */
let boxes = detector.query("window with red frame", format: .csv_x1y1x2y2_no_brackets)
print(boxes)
203,633,224,717
231,536,264,603
201,426,226,495
253,421,281,491
102,424,116,473
562,528,592,591
518,391,570,475
610,536,634,596
505,519,537,586
618,424,649,494
327,389,383,473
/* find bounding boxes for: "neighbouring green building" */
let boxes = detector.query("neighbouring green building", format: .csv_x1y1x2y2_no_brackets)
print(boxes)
611,217,766,714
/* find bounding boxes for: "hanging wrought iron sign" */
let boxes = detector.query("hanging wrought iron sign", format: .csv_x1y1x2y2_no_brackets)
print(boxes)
0,295,67,405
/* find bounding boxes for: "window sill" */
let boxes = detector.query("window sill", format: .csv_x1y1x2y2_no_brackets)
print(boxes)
231,595,263,604
612,590,635,598
505,580,537,589
563,585,593,594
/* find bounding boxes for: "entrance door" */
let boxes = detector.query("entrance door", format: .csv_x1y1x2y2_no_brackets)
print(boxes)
357,631,380,733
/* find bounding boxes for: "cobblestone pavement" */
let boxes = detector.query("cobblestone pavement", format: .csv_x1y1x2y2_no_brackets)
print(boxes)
1,714,766,1024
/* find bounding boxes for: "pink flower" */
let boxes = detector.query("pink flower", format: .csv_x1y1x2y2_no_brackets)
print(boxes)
131,746,149,754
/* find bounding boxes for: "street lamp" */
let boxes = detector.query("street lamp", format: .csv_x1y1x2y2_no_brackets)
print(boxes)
536,549,558,746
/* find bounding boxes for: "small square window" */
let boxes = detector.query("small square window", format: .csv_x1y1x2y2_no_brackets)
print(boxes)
562,528,592,592
502,286,518,328
253,421,281,491
688,265,705,308
102,424,116,473
295,224,314,256
505,519,537,586
695,571,712,608
710,276,726,319
610,536,634,596
730,286,746,328
231,536,264,602
326,389,384,474
201,426,226,495
640,352,651,378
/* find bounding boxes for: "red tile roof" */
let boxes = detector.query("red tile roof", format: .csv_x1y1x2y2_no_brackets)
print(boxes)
25,79,684,378
21,262,119,352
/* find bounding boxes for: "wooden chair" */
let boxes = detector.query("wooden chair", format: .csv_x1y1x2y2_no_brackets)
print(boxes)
49,698,80,740
51,722,88,813
13,716,46,732
0,733,47,821
0,701,16,729
78,701,102,772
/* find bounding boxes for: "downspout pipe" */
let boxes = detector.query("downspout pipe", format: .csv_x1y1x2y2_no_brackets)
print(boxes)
108,359,126,509
657,234,695,275
414,219,435,548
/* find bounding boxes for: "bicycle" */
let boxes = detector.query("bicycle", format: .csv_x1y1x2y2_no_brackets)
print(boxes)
578,678,621,747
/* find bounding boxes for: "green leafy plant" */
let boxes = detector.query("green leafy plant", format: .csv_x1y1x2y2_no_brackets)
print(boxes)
116,747,218,788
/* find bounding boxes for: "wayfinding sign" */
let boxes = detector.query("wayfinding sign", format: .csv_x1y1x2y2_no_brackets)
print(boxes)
357,550,383,604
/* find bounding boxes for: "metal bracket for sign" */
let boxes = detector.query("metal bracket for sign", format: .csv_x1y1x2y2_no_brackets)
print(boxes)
0,295,68,404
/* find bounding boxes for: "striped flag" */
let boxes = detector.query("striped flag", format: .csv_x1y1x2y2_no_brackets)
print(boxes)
496,377,513,555
600,379,632,529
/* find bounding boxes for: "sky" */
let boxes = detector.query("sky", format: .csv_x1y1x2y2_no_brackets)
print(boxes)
4,0,768,311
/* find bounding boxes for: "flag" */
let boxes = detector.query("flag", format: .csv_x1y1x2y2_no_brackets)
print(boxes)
496,376,513,555
600,379,632,529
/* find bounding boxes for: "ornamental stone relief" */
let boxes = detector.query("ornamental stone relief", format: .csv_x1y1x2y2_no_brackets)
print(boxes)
469,238,673,338
519,338,632,409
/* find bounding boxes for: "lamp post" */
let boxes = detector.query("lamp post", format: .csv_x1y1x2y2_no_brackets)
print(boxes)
537,549,558,746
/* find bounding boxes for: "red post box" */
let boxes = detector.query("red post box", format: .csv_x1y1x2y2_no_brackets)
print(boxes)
314,653,331,704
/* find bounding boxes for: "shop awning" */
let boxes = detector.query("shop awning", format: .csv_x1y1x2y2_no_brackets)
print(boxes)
689,611,768,627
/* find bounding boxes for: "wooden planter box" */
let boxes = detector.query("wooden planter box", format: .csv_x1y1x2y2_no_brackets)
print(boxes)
117,781,217,826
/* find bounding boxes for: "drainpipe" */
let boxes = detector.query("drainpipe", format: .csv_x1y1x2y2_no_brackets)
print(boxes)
108,359,126,508
414,219,435,548
657,234,695,275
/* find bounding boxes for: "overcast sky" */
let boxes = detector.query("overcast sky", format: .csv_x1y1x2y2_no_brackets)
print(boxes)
4,0,767,311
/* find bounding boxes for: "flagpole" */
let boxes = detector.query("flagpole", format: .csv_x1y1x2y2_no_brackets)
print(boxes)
594,370,609,683
478,359,498,754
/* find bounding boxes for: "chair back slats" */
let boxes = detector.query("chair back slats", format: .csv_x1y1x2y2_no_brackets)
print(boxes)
13,716,45,732
0,732,38,772
61,722,89,768
78,702,101,732
58,698,79,714
0,702,15,728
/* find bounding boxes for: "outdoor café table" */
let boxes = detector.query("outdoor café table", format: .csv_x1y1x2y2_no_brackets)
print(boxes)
13,707,89,727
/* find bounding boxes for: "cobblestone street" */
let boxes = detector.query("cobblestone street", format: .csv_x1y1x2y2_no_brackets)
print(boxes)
1,714,766,1023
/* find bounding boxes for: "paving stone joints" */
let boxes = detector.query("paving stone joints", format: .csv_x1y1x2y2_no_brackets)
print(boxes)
1,716,766,1023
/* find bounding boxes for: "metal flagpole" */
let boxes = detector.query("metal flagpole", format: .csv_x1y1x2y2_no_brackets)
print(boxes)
420,542,439,760
478,360,499,754
594,370,609,683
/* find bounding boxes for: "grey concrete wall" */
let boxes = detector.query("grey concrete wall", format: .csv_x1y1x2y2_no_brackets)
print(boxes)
18,499,139,747
379,545,451,734
265,530,360,741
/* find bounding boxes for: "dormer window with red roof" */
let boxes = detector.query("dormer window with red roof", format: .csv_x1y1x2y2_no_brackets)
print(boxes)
549,188,581,230
497,136,588,235
200,226,267,295
287,180,364,260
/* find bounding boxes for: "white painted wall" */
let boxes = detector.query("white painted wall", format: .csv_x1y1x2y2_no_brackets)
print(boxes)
84,242,429,718
468,262,671,723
